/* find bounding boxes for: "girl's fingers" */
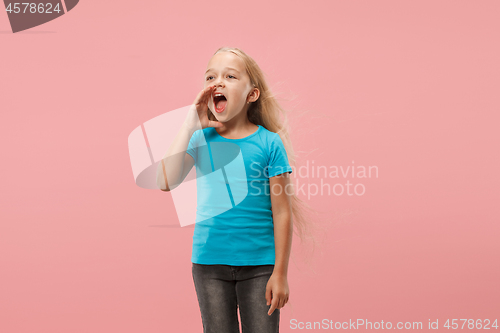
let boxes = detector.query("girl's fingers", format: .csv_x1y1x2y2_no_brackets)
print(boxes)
206,85,215,106
194,85,215,105
279,296,288,309
194,86,207,104
208,120,224,128
202,85,215,101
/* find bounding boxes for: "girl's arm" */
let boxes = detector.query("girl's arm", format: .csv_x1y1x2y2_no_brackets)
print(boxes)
266,172,293,315
156,123,196,191
157,85,221,191
270,172,293,276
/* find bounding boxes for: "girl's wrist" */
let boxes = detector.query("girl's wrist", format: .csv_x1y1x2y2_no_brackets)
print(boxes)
272,269,288,278
181,122,198,135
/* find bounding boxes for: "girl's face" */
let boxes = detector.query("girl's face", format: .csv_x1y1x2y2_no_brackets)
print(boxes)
204,51,258,122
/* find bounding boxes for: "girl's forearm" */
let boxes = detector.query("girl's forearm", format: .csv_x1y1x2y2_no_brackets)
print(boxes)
273,213,293,277
156,123,197,191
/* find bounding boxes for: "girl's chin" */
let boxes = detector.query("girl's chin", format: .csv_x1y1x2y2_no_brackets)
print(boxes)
211,109,227,117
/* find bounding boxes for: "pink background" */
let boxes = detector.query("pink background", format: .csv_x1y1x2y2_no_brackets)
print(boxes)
1,1,499,332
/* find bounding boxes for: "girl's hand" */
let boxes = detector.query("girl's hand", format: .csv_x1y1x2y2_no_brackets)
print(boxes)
184,85,224,131
265,273,289,316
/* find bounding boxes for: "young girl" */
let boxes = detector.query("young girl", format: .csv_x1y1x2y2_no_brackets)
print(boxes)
157,47,316,333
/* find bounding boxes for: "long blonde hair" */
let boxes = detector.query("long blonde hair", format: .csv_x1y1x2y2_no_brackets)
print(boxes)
207,47,328,270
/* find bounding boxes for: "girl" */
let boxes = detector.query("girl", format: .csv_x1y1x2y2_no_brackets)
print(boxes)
157,47,317,333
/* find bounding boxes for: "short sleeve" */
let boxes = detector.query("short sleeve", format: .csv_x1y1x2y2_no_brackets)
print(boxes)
267,133,293,178
186,129,200,163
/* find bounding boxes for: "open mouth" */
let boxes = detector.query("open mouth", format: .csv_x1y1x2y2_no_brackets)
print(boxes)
213,92,227,113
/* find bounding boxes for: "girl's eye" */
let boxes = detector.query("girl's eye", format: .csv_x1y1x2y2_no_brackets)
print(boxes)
206,75,235,80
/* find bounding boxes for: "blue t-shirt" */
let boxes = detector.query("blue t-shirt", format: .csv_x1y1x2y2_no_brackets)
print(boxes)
186,124,292,265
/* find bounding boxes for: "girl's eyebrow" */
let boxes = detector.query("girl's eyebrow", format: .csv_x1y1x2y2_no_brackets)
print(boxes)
205,67,240,74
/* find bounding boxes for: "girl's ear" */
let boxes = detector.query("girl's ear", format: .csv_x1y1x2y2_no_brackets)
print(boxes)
249,87,260,103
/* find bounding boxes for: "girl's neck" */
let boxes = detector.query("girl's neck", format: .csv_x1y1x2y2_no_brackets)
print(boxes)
215,120,258,139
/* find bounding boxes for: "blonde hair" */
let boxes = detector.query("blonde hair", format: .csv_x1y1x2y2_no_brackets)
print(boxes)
207,47,328,271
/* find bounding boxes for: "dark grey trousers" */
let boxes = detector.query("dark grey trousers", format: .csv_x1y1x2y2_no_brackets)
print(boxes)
192,263,280,333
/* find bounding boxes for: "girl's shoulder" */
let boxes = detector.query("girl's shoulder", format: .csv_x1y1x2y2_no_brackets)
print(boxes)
258,126,283,145
253,125,280,147
256,125,280,139
255,127,288,160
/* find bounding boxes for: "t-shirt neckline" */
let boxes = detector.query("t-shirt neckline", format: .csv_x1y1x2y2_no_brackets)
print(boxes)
214,125,262,141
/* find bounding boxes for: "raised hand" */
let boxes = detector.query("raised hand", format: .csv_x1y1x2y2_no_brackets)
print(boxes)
184,85,224,132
